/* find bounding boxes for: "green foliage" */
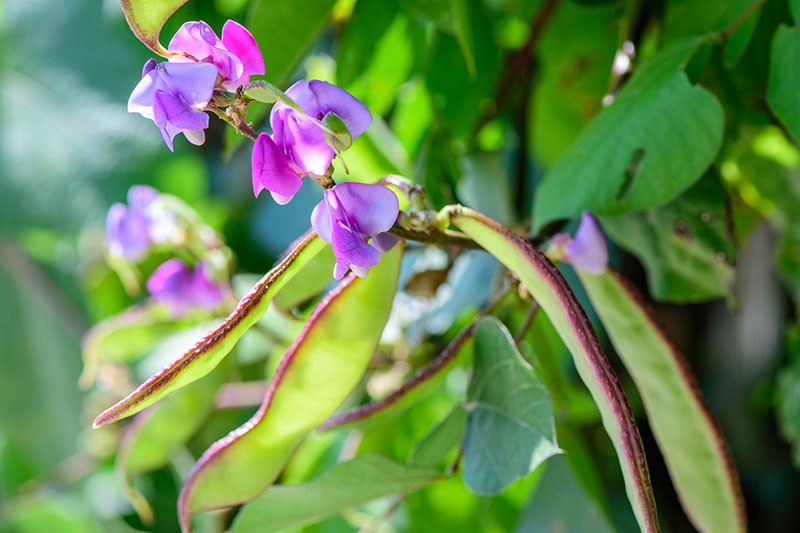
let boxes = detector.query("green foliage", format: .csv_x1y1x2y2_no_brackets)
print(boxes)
580,270,745,532
120,0,189,54
232,453,441,532
768,24,800,140
450,208,658,531
463,317,558,494
601,174,736,302
179,246,402,529
93,233,326,426
533,38,724,231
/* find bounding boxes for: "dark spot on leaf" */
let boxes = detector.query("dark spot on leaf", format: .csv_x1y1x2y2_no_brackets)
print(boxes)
617,148,646,202
674,219,692,240
700,211,711,223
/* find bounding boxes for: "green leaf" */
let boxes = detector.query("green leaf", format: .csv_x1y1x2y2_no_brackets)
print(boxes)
248,0,337,86
232,453,440,533
462,317,559,495
767,25,800,140
776,326,800,467
450,0,477,78
410,405,468,467
242,80,303,112
533,38,724,231
601,173,736,303
578,270,745,533
321,113,353,151
449,207,659,532
336,0,400,87
93,232,326,427
178,246,403,531
518,455,615,533
120,0,189,55
663,0,759,43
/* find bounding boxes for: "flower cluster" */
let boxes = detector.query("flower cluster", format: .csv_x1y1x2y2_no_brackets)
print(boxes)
252,80,372,204
106,185,227,316
548,212,609,274
129,20,264,151
127,20,400,281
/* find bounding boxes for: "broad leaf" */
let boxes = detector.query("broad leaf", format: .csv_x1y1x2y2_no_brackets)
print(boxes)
767,25,800,140
93,232,326,427
601,173,736,303
410,405,468,467
120,0,188,55
463,317,559,495
579,269,745,532
449,207,659,532
248,0,337,86
533,38,724,231
517,455,615,533
232,453,440,533
336,0,400,87
178,246,403,531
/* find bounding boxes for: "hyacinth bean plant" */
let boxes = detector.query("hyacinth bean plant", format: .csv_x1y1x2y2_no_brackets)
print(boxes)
18,0,794,531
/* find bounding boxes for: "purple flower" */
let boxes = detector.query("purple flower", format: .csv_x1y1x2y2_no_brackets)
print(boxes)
168,20,264,92
252,80,372,204
147,259,225,316
549,212,608,274
311,182,399,279
128,60,218,151
106,185,171,261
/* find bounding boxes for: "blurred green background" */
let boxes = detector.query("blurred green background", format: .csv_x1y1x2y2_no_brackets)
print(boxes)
2,0,800,531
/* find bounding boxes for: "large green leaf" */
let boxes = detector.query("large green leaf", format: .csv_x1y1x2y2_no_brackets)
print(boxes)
93,232,326,427
767,24,800,140
247,0,337,86
449,207,659,532
517,455,615,533
579,270,745,532
178,246,403,531
120,0,189,55
232,453,440,533
533,38,724,231
601,173,736,303
336,0,400,87
462,317,559,495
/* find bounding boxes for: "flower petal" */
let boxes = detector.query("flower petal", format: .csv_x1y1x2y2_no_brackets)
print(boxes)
157,62,218,110
331,219,381,269
310,199,333,243
283,112,334,176
128,69,160,119
328,182,399,236
566,212,608,274
221,20,264,82
308,80,372,138
153,90,210,130
251,133,303,202
168,21,220,62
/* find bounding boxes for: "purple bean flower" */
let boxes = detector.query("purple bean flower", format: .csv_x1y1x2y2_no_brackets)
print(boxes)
549,212,608,274
252,80,372,204
310,182,399,279
147,259,225,316
168,20,264,92
107,185,175,261
128,59,218,151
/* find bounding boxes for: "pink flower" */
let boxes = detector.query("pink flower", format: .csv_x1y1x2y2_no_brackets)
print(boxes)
147,259,225,316
252,80,371,204
168,20,264,92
